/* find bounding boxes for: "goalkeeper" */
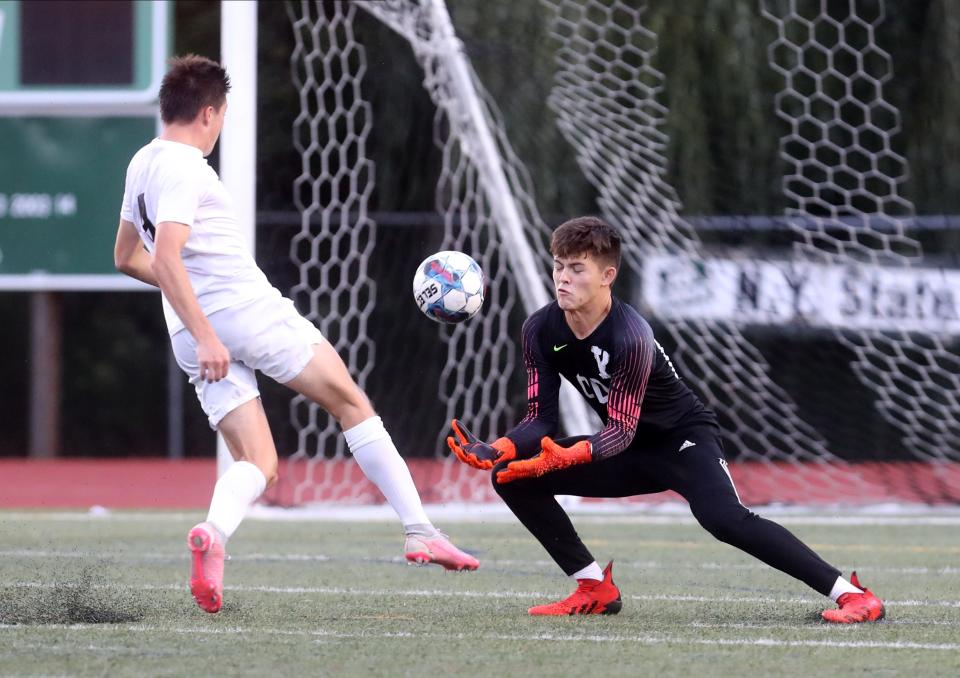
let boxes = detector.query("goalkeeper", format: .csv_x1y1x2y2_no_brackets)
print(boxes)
448,216,884,623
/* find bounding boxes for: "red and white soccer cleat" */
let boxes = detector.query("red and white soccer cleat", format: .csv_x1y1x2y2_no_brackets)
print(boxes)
404,533,479,571
528,560,622,616
821,571,885,623
187,522,226,613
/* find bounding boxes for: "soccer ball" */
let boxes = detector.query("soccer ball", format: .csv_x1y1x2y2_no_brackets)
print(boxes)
412,250,485,324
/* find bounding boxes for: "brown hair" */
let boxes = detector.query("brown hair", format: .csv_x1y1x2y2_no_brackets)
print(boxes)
550,216,621,269
159,54,231,124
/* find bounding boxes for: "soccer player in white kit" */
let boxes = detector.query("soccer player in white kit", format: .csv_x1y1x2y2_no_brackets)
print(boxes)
113,55,478,613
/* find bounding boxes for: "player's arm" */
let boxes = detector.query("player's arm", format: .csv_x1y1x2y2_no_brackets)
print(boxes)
114,218,158,287
502,314,561,454
448,314,557,470
151,220,230,383
497,329,653,483
584,332,652,460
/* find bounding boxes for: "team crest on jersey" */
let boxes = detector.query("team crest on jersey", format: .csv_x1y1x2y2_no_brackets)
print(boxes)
591,346,610,379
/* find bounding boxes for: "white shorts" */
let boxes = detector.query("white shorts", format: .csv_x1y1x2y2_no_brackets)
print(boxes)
170,292,326,429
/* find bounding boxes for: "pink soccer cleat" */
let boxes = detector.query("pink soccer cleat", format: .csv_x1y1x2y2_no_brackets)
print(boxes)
187,522,225,613
404,533,479,571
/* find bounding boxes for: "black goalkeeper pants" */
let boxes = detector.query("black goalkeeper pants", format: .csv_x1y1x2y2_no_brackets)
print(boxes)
492,426,841,597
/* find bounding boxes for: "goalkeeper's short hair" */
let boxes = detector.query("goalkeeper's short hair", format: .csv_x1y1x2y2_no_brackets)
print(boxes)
551,216,622,270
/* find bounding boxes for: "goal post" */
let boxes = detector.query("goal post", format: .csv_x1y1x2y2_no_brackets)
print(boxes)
216,0,259,477
363,0,594,437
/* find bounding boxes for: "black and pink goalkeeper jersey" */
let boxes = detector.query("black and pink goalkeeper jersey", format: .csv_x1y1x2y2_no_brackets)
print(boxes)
504,298,718,461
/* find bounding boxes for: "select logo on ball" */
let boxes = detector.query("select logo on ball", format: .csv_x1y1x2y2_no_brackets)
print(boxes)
412,251,485,324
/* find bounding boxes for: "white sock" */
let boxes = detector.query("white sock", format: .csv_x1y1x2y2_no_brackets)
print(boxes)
404,522,440,538
829,575,864,601
571,561,603,582
345,416,431,528
206,460,267,540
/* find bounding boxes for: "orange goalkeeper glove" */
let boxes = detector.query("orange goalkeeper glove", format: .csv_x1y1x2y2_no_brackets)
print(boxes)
446,419,517,471
495,437,592,484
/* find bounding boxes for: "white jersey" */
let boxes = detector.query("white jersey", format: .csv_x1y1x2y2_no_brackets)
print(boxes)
119,138,274,335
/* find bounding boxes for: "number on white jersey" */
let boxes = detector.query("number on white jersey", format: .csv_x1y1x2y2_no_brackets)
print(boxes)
137,193,156,243
576,374,610,404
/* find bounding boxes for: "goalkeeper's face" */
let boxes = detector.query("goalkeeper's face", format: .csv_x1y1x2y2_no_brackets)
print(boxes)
552,253,616,312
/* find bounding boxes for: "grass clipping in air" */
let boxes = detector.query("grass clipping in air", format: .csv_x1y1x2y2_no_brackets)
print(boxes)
0,564,145,625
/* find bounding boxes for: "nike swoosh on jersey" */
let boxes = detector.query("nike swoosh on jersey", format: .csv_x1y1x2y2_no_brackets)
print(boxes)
553,344,568,352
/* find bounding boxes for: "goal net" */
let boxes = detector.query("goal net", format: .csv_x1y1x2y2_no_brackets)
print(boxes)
270,0,960,507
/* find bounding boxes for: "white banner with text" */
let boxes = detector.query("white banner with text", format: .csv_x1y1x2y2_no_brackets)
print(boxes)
642,255,960,333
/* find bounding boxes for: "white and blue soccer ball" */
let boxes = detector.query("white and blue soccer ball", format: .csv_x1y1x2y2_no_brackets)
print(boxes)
412,250,485,324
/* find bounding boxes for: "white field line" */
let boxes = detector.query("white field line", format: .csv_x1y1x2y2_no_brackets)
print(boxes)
0,622,958,651
3,581,959,609
2,640,134,653
690,620,960,629
2,549,959,578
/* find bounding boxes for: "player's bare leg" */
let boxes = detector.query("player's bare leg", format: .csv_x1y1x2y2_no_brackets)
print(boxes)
286,342,478,570
189,398,275,612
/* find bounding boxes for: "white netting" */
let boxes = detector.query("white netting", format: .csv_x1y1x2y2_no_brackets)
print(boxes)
760,0,960,478
360,0,529,455
279,0,960,505
542,0,871,500
286,1,378,504
283,0,594,504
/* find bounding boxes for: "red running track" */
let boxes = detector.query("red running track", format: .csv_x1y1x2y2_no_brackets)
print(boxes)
1,458,958,508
